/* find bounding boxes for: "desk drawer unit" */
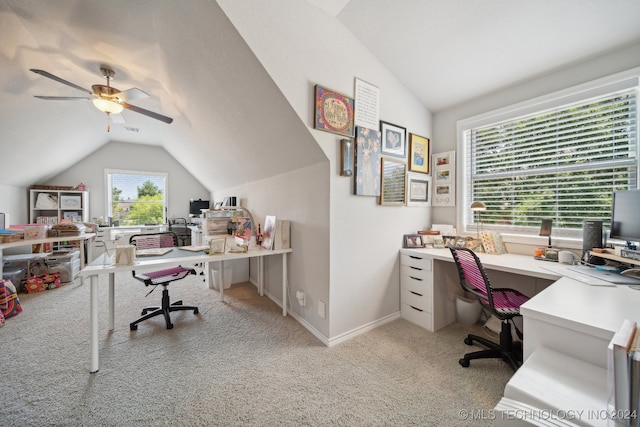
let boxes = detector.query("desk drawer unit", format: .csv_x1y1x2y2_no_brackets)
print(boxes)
400,253,434,331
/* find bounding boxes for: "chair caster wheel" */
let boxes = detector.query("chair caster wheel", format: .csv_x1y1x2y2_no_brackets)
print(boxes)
141,310,147,315
464,337,473,346
459,358,470,367
130,324,138,331
194,308,199,314
167,324,173,330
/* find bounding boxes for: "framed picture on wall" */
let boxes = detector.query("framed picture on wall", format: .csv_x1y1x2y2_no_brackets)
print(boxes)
380,121,406,159
314,85,355,137
380,158,406,206
406,172,431,207
354,126,381,196
408,133,430,174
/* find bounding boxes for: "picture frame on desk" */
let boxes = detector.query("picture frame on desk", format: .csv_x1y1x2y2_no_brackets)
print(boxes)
403,234,423,248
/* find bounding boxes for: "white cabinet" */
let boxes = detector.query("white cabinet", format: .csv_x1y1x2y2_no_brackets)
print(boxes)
400,252,434,331
29,189,89,224
399,250,459,332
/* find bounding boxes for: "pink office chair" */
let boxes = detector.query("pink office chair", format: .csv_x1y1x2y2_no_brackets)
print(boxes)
449,245,530,371
129,232,198,331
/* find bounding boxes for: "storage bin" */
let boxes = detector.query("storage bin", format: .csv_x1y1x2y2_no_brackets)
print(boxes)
212,266,232,290
455,295,482,326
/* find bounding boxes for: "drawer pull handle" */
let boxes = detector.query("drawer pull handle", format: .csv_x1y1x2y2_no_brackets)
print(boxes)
409,276,423,281
409,266,423,271
410,291,422,297
409,305,423,312
409,256,422,260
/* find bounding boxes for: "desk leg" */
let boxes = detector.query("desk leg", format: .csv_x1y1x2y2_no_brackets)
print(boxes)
282,253,288,316
258,256,264,296
219,260,224,302
90,274,99,374
108,272,115,331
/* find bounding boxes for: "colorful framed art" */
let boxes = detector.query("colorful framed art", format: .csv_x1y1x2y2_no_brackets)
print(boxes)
314,85,355,137
353,126,381,196
408,133,430,174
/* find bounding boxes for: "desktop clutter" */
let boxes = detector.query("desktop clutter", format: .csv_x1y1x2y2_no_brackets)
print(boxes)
403,225,508,255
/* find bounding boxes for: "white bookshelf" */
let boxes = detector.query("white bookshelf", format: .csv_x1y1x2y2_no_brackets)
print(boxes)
29,189,89,224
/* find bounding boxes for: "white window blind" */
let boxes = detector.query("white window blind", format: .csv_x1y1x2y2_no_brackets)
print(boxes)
462,88,638,238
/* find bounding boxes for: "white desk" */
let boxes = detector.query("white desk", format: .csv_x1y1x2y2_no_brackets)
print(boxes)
0,233,96,276
399,248,640,368
520,276,640,368
81,244,291,373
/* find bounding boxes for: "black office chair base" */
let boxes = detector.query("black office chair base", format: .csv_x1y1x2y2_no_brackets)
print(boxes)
130,287,199,331
458,320,522,371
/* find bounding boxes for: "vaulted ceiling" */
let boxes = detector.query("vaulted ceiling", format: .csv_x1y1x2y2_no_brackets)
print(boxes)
1,0,639,190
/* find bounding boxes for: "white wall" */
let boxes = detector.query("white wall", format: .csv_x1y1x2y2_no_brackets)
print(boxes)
0,184,27,227
46,141,210,221
219,0,432,341
432,42,640,232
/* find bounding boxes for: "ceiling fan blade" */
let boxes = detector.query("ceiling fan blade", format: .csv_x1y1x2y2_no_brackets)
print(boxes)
117,88,148,102
30,69,92,95
122,102,173,124
34,95,90,100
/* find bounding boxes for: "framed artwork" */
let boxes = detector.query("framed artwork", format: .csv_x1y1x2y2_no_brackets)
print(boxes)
408,133,430,174
354,78,379,129
406,172,431,207
314,85,355,137
432,150,456,207
380,158,406,206
60,195,81,208
340,139,353,176
380,121,406,159
261,215,276,250
403,234,424,248
354,126,381,196
208,237,227,255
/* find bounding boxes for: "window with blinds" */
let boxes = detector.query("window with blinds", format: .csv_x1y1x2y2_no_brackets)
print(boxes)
461,87,638,238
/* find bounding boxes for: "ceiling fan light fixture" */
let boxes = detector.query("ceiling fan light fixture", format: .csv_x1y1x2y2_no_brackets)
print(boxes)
92,98,123,114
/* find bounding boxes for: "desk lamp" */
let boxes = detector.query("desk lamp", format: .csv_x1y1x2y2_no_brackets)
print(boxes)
539,219,553,248
470,201,486,239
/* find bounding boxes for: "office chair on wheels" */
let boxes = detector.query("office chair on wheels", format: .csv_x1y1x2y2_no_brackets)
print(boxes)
129,232,199,331
449,246,530,371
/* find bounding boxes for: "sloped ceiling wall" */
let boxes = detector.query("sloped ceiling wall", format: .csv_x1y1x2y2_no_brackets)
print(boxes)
0,0,326,191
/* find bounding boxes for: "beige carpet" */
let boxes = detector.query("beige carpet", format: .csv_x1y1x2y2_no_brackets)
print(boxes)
2,273,513,426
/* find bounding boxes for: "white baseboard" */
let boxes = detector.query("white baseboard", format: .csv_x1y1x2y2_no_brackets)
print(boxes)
259,280,401,347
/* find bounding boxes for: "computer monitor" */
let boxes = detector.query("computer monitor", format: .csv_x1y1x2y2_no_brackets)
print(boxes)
609,189,640,243
189,199,209,216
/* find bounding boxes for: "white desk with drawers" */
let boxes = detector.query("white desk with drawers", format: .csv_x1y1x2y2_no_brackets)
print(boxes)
398,247,640,367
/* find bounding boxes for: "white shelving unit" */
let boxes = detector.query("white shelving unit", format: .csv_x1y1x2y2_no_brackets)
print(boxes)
29,189,89,224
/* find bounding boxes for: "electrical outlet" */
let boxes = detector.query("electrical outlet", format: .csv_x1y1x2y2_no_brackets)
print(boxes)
296,291,305,307
318,300,325,319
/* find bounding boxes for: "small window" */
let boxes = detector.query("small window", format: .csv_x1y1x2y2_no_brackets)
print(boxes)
105,169,167,226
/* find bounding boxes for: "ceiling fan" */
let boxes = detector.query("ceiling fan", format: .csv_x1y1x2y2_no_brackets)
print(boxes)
30,66,173,131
